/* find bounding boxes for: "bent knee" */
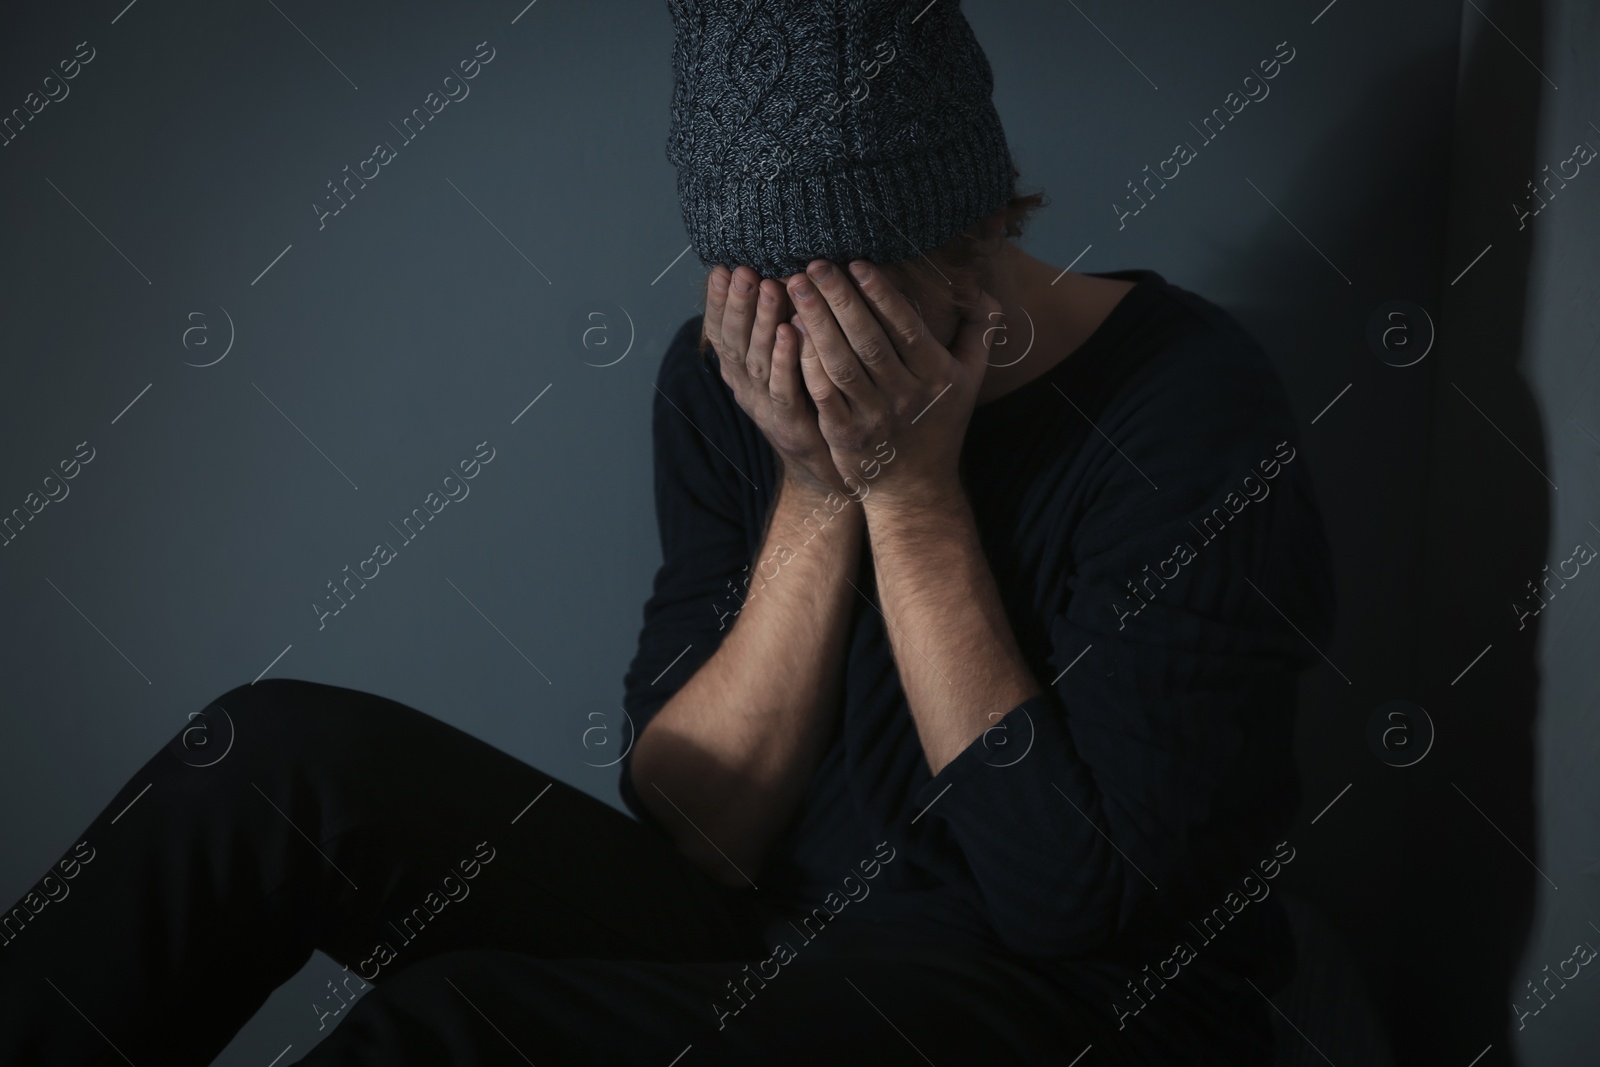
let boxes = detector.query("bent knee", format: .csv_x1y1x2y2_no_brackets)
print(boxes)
170,678,369,770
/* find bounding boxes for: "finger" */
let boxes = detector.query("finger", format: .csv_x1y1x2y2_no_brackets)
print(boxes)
794,317,851,426
703,266,731,353
745,279,786,384
785,272,874,405
844,259,945,379
768,320,803,416
803,259,911,390
720,265,761,366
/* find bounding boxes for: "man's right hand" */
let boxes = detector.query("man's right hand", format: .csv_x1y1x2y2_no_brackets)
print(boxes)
631,265,870,883
702,265,856,499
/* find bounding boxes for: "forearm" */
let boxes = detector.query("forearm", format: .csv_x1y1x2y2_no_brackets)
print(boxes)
631,478,863,885
864,485,1042,775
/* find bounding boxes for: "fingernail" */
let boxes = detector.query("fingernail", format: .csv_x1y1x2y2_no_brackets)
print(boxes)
808,261,835,281
790,314,808,335
789,278,814,302
848,261,871,282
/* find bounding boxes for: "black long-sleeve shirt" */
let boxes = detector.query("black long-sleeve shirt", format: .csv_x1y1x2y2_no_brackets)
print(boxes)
619,269,1336,1061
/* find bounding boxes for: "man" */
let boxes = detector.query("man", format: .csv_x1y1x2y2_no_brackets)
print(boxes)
0,2,1333,1064
624,1,1334,1061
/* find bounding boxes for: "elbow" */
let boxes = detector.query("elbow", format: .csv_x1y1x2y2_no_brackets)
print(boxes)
681,836,764,890
627,723,768,889
655,798,767,890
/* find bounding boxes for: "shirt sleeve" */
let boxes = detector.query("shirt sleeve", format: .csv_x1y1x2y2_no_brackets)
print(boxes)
616,317,768,827
908,339,1336,959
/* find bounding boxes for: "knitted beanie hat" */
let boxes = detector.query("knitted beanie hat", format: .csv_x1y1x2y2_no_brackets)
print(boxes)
665,0,1018,278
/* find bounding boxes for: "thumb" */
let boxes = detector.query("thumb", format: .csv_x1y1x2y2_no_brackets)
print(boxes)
950,292,1003,375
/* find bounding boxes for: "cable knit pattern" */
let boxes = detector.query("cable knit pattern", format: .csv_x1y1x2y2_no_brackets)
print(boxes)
665,0,1018,277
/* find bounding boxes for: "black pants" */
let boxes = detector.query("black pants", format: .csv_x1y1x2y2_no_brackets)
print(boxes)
0,679,1124,1066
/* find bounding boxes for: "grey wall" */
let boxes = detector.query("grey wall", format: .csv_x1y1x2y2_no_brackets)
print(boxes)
5,0,1581,1063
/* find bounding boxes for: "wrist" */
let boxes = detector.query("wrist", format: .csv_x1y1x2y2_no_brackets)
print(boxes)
777,456,858,507
779,470,840,507
776,476,866,533
861,477,969,525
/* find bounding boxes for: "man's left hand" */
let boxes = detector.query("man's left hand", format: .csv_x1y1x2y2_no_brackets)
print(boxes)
783,258,999,511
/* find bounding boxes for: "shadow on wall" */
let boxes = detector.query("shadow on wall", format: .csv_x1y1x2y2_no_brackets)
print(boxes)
1203,6,1546,1063
1411,0,1547,1062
